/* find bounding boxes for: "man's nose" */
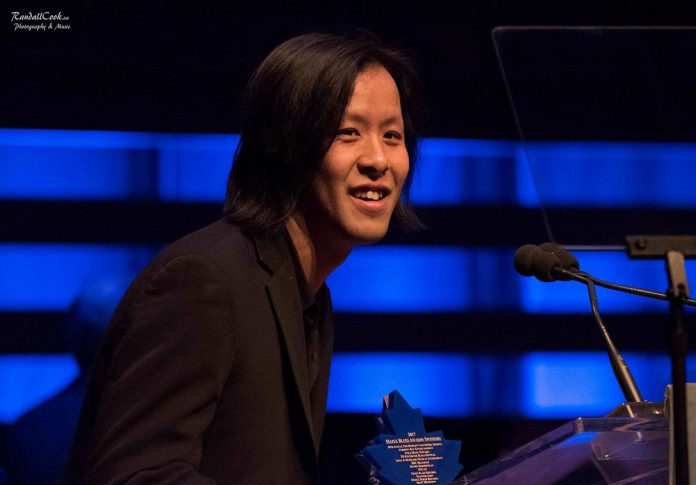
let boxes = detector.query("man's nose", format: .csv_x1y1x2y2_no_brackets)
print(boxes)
357,137,388,178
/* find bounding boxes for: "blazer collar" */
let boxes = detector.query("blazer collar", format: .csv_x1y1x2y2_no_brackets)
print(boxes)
252,229,289,275
251,230,320,456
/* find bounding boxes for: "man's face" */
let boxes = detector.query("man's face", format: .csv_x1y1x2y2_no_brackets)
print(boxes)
303,65,409,250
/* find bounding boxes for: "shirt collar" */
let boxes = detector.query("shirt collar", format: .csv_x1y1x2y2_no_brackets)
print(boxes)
281,226,316,312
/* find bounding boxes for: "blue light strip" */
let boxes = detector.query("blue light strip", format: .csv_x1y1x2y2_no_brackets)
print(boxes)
521,141,696,207
2,244,693,313
0,129,160,199
0,244,155,311
157,133,239,202
327,352,474,416
2,128,696,207
0,129,239,200
520,351,675,418
0,150,156,200
0,354,79,423
326,351,691,418
327,246,524,312
2,351,690,423
327,246,476,312
410,138,518,205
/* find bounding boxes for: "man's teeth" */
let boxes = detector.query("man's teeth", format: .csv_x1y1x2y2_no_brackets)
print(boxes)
356,190,383,201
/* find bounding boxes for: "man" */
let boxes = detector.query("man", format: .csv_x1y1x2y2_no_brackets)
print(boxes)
62,31,421,484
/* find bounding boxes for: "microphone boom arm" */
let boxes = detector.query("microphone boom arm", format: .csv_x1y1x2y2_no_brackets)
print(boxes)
558,268,643,402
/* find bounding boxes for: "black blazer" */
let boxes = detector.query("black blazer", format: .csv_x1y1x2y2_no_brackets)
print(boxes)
62,218,334,484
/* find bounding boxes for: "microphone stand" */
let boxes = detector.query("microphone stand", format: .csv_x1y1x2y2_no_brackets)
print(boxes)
626,235,695,485
558,268,644,403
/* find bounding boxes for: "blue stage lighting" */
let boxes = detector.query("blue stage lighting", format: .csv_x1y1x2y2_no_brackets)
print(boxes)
3,351,693,422
0,354,79,423
157,133,238,202
520,352,627,418
0,129,239,201
328,351,691,419
0,244,154,311
0,128,163,199
327,352,474,417
327,246,474,312
2,129,696,209
521,141,696,207
411,138,518,205
519,351,678,418
2,244,692,314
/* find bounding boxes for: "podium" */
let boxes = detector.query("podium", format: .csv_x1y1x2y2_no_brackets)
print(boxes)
455,416,668,484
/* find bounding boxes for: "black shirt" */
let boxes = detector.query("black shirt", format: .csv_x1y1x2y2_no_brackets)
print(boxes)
284,229,322,393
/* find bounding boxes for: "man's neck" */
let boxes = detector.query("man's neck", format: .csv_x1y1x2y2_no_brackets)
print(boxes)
285,213,351,296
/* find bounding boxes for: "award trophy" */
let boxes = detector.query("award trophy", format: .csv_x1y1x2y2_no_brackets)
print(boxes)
357,390,463,485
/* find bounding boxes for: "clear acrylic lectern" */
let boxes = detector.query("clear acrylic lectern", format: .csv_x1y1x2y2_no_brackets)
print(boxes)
456,417,668,484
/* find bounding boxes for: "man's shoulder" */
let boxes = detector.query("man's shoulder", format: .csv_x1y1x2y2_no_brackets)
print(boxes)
171,217,247,249
154,217,255,272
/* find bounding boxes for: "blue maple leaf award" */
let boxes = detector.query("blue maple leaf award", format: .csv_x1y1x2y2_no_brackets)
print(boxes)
357,390,463,484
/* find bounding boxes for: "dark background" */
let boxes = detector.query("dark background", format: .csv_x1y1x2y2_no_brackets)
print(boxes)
4,2,694,138
3,2,696,484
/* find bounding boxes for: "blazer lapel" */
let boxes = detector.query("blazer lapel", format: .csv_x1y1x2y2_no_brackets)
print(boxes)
252,231,318,455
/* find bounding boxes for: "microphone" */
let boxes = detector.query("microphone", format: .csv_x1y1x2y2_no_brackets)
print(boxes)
514,242,644,403
512,242,579,280
513,244,564,282
529,243,696,306
539,242,579,276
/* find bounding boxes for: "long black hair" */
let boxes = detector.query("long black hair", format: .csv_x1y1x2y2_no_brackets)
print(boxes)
224,30,422,233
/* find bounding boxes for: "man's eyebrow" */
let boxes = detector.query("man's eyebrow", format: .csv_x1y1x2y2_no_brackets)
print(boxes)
341,112,404,127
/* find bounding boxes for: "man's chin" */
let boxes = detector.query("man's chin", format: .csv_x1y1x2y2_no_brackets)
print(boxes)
347,227,390,246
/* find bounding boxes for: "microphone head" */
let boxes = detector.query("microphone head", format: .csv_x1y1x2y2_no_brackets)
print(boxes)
539,242,579,279
533,251,563,282
513,244,542,276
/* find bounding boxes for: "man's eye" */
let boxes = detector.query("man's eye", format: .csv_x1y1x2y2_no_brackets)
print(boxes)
384,131,403,140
